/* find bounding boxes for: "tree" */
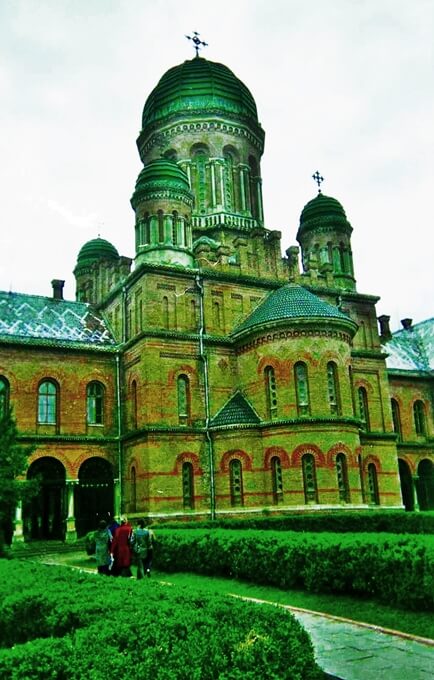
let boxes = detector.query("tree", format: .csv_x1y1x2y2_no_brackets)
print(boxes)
0,406,36,551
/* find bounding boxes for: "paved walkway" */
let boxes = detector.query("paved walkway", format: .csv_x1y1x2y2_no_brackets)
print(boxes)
31,552,434,680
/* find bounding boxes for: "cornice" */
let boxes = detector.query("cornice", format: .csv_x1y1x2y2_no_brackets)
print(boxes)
234,323,355,355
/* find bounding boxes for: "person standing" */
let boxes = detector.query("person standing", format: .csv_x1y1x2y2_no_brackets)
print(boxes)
110,515,132,577
94,519,111,575
131,519,154,579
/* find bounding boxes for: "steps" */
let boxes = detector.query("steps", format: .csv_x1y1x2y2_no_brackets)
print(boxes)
10,539,86,559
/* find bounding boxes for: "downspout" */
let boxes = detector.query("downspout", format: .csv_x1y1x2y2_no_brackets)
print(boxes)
115,351,123,515
195,273,216,520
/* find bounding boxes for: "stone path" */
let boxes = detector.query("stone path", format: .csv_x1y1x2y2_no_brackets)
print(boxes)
32,552,434,680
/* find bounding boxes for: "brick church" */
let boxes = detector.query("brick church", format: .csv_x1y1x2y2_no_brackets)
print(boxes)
0,49,433,540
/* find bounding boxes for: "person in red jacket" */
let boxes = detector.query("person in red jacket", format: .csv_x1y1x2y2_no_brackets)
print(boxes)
110,515,132,577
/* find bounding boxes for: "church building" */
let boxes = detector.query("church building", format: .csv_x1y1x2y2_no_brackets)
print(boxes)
0,46,433,539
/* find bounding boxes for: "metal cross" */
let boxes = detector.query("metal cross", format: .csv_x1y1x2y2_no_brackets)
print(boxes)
186,31,208,57
312,171,324,192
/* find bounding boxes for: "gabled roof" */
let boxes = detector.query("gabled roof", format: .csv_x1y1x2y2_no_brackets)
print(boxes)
233,284,356,338
384,318,434,373
0,291,115,348
211,391,260,428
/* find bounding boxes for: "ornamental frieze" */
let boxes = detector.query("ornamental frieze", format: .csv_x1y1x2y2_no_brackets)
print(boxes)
236,328,352,355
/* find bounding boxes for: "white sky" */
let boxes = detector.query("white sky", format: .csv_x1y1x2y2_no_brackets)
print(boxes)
1,0,433,331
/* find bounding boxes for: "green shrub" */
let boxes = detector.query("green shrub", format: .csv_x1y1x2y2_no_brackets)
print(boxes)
84,530,96,555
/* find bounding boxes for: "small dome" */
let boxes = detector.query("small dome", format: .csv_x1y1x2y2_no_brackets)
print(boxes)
298,193,351,237
131,158,193,209
76,238,119,266
141,57,259,129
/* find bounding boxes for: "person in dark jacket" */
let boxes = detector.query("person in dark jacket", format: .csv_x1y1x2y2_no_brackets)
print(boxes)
94,519,111,575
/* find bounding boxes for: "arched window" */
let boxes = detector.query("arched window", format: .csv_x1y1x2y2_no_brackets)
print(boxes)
367,463,380,505
0,376,9,419
162,296,169,330
213,301,221,330
131,466,137,512
265,366,277,420
182,462,194,510
413,400,426,436
86,381,104,425
143,212,150,244
190,300,198,330
391,399,402,441
295,362,310,416
271,456,283,505
172,211,178,245
358,387,370,430
38,380,57,424
327,362,340,415
229,459,244,507
158,210,164,242
302,453,318,504
336,453,350,503
177,375,190,425
131,380,138,429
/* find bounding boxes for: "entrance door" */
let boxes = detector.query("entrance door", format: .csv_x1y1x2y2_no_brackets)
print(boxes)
398,459,414,511
25,457,66,540
75,457,114,537
417,459,434,510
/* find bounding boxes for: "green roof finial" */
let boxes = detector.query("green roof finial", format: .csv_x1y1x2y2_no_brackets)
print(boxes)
185,31,208,57
312,171,324,193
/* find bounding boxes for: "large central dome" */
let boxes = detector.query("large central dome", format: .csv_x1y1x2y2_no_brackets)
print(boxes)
141,57,259,129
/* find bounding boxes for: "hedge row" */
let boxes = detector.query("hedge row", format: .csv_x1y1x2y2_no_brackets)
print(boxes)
0,561,324,680
155,529,434,611
159,510,434,534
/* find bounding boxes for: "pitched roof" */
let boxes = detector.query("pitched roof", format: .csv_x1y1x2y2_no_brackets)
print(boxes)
384,318,434,372
0,291,115,348
211,391,260,428
233,284,355,338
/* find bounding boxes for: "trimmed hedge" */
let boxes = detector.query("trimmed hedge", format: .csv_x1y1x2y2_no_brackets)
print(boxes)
0,561,324,680
159,510,434,534
155,529,434,611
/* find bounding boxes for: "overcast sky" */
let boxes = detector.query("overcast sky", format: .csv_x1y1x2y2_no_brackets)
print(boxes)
1,0,433,331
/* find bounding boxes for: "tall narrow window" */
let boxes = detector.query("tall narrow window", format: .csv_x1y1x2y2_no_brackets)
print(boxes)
367,463,380,505
336,453,350,503
158,210,164,242
131,466,137,512
265,366,277,419
190,300,198,330
177,375,190,425
38,381,57,424
358,387,370,430
162,296,169,330
295,362,310,415
213,301,221,330
87,381,104,425
327,362,340,415
391,399,402,441
0,377,9,419
182,462,194,510
144,213,150,244
302,453,318,504
172,211,178,245
414,400,426,436
271,456,283,505
131,380,138,429
229,459,244,507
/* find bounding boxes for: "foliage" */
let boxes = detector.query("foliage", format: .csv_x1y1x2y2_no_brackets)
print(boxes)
0,406,37,551
154,529,434,611
84,530,96,555
0,561,324,680
158,510,434,534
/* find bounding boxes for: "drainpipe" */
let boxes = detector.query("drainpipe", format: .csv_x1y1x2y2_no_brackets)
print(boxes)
115,351,123,515
195,273,216,520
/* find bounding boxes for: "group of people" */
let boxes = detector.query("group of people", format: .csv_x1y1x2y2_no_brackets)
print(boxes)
94,515,155,579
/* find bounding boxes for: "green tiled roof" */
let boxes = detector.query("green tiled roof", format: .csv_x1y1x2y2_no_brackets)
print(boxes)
0,291,115,347
76,238,119,266
211,391,260,427
297,192,352,237
384,318,434,372
233,284,356,338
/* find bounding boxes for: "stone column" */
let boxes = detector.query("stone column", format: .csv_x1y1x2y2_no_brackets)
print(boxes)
210,161,216,207
412,475,420,512
65,479,78,541
13,500,24,543
114,478,121,518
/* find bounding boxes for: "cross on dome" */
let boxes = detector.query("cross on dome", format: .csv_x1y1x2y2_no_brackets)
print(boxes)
312,171,324,193
185,31,208,57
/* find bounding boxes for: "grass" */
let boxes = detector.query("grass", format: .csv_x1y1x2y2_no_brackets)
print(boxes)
58,553,434,641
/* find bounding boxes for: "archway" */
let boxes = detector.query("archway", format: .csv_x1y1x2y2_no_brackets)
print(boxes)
417,459,434,510
398,459,414,511
25,457,66,540
75,457,114,537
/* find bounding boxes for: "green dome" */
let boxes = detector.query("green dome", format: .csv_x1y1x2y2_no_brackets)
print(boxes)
131,158,193,209
233,284,357,339
142,57,259,128
298,193,352,237
76,238,119,266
